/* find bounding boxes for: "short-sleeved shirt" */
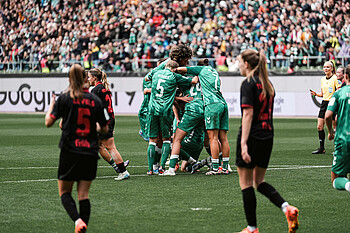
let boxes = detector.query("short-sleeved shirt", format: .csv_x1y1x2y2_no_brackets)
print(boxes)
327,85,350,146
146,58,170,81
51,89,110,158
186,66,226,106
91,82,114,118
238,76,274,140
321,74,341,101
148,68,192,116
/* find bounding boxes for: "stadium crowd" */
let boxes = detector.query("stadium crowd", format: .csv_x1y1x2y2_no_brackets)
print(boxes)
0,0,350,72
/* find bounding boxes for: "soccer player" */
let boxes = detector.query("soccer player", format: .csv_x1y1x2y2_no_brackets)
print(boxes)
310,61,340,154
145,60,198,175
176,60,230,175
236,49,299,233
325,64,350,193
45,64,110,233
163,58,207,175
139,58,167,173
88,68,130,181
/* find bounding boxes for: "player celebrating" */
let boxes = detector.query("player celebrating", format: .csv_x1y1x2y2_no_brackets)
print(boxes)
45,64,110,233
145,60,198,175
310,61,340,154
325,64,350,193
236,49,299,233
176,60,230,175
88,68,130,180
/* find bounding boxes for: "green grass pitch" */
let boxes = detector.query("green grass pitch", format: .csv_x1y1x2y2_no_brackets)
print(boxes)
0,114,349,232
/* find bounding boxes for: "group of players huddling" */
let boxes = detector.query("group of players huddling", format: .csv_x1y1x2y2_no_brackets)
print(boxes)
138,44,230,176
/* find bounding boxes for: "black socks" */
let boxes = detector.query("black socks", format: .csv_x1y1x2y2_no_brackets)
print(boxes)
257,182,285,208
61,193,90,225
242,187,257,227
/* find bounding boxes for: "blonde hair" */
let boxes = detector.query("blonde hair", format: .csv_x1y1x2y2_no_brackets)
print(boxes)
68,64,86,100
240,49,274,99
89,68,110,90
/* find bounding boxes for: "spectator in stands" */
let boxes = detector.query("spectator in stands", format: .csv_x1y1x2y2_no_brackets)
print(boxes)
0,0,349,72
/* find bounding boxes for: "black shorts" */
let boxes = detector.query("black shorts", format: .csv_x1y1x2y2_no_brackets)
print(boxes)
318,100,329,119
236,136,273,169
98,117,115,140
58,149,98,181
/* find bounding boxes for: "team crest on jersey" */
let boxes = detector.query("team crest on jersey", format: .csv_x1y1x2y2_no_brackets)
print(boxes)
328,87,333,93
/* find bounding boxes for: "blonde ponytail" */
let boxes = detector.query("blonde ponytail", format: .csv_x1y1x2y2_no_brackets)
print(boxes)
101,71,110,90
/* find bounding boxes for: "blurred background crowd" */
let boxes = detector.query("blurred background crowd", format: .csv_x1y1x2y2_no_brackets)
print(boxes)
0,0,349,73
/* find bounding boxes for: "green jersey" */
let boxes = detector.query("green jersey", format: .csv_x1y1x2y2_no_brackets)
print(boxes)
181,125,205,152
183,82,204,116
186,66,226,106
147,58,170,80
327,85,350,145
139,74,152,115
148,68,192,116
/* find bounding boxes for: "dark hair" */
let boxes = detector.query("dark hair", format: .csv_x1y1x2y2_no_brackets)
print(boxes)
89,68,110,90
240,49,274,98
68,64,86,100
197,58,209,66
170,45,192,63
345,64,350,77
157,58,167,66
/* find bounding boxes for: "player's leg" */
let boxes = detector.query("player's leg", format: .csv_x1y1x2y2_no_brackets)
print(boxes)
166,128,188,174
76,180,92,226
237,167,258,233
253,137,299,233
312,105,326,154
153,133,163,173
331,150,350,192
59,180,86,232
147,115,159,174
159,116,173,172
103,138,130,180
206,129,220,174
219,129,230,173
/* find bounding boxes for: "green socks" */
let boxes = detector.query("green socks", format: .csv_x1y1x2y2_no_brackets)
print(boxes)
333,177,350,192
160,141,171,168
147,142,156,172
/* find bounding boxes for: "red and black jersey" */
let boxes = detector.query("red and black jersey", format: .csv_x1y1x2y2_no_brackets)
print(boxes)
239,76,274,140
51,88,110,158
91,82,114,118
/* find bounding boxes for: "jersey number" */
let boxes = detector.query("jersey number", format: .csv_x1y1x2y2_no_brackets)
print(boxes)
258,93,273,130
76,108,91,136
190,83,201,96
209,69,219,90
156,79,166,97
105,94,113,113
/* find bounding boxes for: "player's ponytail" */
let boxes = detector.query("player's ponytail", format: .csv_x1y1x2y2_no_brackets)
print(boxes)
89,68,110,90
68,64,85,100
240,49,274,99
101,71,110,90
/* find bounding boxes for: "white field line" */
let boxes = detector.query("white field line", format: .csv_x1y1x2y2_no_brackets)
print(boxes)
0,165,331,184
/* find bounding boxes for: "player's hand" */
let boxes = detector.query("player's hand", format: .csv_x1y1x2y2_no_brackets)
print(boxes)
181,94,193,103
328,132,335,141
241,143,251,163
59,119,63,130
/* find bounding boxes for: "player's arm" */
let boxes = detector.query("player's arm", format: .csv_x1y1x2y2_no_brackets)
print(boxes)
325,110,335,140
241,107,253,163
172,105,180,126
96,122,108,133
175,94,193,103
45,94,57,127
144,88,151,95
175,67,188,75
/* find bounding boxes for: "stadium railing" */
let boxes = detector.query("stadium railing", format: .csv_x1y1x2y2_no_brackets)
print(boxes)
1,56,349,73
